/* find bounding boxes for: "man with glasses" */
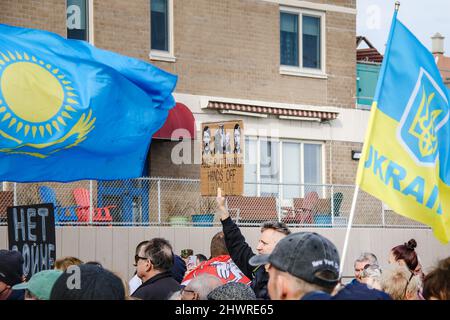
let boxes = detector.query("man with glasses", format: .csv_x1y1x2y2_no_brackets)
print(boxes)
353,252,378,284
131,238,181,300
128,240,150,295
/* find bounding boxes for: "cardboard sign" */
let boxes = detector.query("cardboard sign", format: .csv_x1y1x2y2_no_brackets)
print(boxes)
7,203,56,280
201,120,244,196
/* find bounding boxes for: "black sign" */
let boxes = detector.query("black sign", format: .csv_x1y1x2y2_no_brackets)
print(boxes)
7,203,56,280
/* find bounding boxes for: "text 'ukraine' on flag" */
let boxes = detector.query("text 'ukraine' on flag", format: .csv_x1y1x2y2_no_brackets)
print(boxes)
0,24,177,182
356,11,450,243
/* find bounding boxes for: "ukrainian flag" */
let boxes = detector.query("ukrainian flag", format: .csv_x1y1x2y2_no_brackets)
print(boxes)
0,24,177,182
356,11,450,243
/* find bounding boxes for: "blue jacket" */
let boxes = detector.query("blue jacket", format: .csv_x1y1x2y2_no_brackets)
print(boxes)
332,281,392,300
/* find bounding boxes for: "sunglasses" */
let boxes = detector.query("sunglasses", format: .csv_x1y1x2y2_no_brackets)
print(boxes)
133,254,149,267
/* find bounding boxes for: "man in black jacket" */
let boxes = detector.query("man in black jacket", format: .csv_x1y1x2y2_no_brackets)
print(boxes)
131,238,181,300
216,188,291,299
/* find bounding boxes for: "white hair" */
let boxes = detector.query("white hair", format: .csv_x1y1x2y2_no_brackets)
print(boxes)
354,252,378,266
361,264,382,281
186,274,223,300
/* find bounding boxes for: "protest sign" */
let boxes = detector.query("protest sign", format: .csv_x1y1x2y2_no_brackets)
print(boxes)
7,203,56,280
200,120,244,196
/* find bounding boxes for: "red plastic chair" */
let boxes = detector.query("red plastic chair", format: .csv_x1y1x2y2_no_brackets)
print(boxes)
73,188,116,224
282,192,319,224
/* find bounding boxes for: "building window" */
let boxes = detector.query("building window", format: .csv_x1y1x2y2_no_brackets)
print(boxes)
280,8,326,77
151,0,168,51
280,13,299,67
150,0,175,62
66,0,89,41
302,15,321,69
244,138,323,198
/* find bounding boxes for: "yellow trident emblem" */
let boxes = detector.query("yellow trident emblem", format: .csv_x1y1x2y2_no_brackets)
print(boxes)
408,86,442,158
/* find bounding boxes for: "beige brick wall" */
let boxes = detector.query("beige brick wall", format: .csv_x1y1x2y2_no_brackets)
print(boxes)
0,0,66,36
93,0,150,61
149,140,199,179
325,140,363,185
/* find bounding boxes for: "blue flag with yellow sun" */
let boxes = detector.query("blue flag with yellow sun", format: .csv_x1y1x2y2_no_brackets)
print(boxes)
356,12,450,243
0,24,177,182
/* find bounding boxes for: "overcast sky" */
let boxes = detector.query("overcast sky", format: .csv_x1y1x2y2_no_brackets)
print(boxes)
357,0,449,54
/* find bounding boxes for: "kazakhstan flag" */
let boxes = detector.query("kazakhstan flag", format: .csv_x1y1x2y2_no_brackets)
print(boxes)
0,24,177,182
356,12,450,243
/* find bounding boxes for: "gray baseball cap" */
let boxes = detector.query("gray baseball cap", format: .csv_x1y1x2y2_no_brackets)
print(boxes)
249,232,340,289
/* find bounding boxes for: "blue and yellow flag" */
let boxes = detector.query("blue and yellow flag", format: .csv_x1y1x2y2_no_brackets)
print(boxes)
356,12,450,243
0,24,177,182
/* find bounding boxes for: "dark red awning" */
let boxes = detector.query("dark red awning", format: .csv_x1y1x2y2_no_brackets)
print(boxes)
153,102,196,140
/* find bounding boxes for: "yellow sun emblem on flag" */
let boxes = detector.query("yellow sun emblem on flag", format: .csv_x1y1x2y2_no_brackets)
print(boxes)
0,50,95,158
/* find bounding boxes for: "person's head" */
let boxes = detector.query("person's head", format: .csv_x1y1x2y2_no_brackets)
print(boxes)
210,232,229,258
422,257,450,300
85,261,103,268
234,124,241,153
135,240,150,257
12,270,62,300
207,282,256,300
50,264,125,300
0,250,24,300
354,252,378,281
136,238,174,282
54,256,83,272
250,232,340,300
203,127,211,152
256,221,291,255
171,255,187,284
389,239,418,273
181,274,222,300
360,264,382,290
168,290,182,300
196,254,208,264
381,266,422,300
180,249,194,260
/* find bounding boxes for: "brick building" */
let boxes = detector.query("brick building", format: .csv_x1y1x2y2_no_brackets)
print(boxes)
432,33,450,87
0,0,368,209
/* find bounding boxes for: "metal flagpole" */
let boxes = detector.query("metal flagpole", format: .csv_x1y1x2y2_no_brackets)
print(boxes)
339,185,359,277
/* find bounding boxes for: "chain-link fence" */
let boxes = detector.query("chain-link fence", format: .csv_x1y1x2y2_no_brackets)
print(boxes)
0,178,427,228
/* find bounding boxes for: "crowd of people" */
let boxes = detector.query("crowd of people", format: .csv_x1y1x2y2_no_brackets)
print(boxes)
0,190,449,300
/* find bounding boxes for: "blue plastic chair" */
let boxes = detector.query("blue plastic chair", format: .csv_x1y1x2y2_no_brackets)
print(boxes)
38,186,78,223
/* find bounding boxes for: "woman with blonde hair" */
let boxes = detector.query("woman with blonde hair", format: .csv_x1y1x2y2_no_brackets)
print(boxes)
54,256,83,271
381,265,422,300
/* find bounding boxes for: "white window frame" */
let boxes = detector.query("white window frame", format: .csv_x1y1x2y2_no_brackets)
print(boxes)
88,0,94,44
244,137,325,198
149,0,176,63
280,7,327,79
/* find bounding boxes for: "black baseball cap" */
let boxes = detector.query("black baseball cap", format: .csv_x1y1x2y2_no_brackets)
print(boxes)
249,232,340,289
0,250,24,286
50,264,125,300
